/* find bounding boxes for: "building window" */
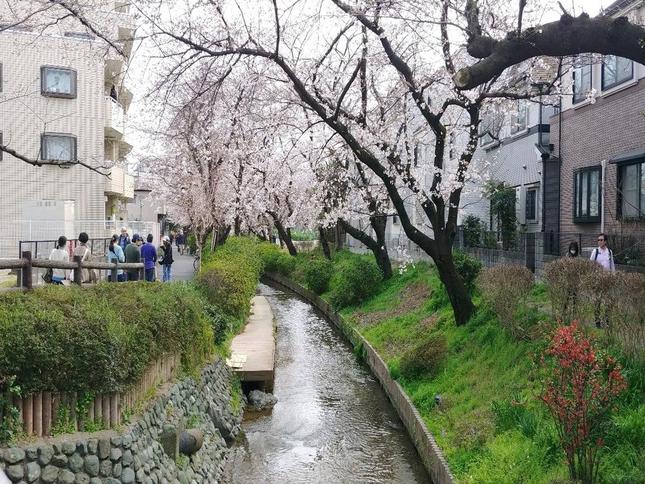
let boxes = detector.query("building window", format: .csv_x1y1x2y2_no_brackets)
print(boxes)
602,56,633,91
572,62,592,104
41,134,77,161
0,132,3,161
526,188,537,222
510,100,528,134
573,166,601,222
41,66,77,98
479,111,500,146
392,215,399,225
619,160,645,219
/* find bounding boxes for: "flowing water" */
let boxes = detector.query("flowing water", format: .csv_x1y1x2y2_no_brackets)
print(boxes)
223,284,430,484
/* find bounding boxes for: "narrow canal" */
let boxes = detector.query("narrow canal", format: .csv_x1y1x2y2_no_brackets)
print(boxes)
224,284,430,483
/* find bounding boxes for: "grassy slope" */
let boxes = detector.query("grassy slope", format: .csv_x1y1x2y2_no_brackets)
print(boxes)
321,261,645,484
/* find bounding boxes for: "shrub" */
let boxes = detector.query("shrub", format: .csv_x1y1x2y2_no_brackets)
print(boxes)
197,237,262,320
0,283,213,395
462,215,484,247
399,334,447,379
257,243,296,275
543,257,601,323
328,255,381,309
539,322,627,483
303,258,334,294
478,265,535,339
452,250,482,293
203,304,233,345
606,272,645,362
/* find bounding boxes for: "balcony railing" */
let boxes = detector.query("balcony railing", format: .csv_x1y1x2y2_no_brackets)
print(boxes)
104,96,125,137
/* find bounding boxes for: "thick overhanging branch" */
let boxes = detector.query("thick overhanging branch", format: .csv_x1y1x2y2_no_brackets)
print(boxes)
0,144,111,176
455,13,645,90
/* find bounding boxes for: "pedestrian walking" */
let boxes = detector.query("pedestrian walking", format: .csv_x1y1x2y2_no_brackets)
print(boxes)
118,227,131,251
106,234,126,282
159,235,174,282
176,230,185,255
125,234,143,281
48,236,68,284
71,232,92,283
141,233,158,282
590,233,615,272
566,241,579,258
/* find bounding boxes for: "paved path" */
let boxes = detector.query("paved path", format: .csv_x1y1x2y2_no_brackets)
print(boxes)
229,296,276,391
169,253,196,281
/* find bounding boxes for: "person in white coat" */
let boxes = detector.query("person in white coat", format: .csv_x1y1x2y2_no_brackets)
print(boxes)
48,236,69,284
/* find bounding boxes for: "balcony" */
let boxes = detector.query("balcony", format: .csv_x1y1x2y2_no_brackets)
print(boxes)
105,165,135,200
105,96,125,137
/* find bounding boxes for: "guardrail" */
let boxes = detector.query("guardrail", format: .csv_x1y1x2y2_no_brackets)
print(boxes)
0,251,144,290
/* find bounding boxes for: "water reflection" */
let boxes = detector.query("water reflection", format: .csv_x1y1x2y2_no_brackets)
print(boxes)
224,285,430,484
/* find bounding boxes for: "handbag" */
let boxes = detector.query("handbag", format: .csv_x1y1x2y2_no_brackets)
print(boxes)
42,268,53,283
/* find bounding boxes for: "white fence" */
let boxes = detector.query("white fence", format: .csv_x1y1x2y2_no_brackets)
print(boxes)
0,219,160,259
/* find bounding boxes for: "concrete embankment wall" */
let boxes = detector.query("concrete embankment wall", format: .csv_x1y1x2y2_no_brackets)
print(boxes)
262,273,454,484
0,360,241,484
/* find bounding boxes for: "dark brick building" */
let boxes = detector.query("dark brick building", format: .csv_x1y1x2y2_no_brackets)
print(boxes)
544,0,645,265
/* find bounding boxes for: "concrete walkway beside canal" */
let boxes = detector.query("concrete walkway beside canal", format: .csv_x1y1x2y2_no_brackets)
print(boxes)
228,296,275,391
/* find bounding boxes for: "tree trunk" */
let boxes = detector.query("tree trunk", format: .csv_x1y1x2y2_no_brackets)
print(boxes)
234,215,241,236
269,214,297,256
338,218,392,280
335,224,345,250
433,245,476,326
319,226,331,260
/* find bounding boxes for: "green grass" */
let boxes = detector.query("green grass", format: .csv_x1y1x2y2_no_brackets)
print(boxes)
284,253,645,484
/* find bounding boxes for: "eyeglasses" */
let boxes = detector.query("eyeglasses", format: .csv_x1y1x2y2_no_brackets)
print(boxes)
598,238,605,242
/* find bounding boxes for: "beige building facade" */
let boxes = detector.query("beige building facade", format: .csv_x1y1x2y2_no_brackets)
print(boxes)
0,1,136,257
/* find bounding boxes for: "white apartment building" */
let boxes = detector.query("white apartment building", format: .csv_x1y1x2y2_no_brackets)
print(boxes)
0,1,136,257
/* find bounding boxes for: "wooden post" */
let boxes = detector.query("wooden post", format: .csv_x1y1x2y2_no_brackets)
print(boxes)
73,255,83,285
138,265,145,281
23,395,33,435
95,396,102,425
111,262,118,283
33,392,43,437
110,394,119,425
70,392,78,431
102,394,111,427
21,251,32,290
88,396,95,423
51,393,59,430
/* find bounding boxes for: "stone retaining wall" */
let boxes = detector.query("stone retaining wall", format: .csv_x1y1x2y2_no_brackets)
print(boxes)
0,360,242,484
262,273,454,484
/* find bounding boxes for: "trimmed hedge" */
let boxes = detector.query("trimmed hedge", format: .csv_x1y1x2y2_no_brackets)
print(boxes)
197,237,263,320
329,254,382,309
304,258,334,295
0,283,213,394
257,243,296,276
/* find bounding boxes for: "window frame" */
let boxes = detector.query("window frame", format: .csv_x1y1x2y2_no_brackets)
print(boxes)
0,132,3,161
572,62,592,105
0,62,3,93
525,188,538,222
41,133,77,162
40,66,77,99
601,56,634,91
510,100,528,135
573,166,602,223
618,159,645,220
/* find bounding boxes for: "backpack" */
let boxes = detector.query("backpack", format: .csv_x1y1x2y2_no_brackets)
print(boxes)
593,248,612,261
158,246,165,264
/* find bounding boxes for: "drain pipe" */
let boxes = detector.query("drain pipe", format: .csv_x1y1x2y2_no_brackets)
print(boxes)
601,159,607,233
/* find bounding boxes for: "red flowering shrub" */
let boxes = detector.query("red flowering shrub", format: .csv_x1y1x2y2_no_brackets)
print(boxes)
539,322,627,483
